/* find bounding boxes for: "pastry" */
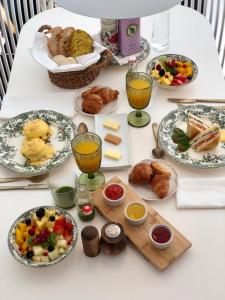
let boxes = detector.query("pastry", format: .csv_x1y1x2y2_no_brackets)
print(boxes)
82,94,103,114
23,119,52,140
81,86,101,98
150,174,169,199
129,163,153,184
104,133,121,145
96,87,119,104
47,26,62,56
58,27,75,56
68,29,93,58
151,162,171,178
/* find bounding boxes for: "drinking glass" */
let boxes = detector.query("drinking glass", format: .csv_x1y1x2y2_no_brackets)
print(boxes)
48,168,78,209
126,72,152,127
71,132,105,191
150,10,170,52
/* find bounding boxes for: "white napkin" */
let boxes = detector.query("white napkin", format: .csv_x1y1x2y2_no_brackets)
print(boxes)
30,32,107,73
0,92,75,119
176,178,225,209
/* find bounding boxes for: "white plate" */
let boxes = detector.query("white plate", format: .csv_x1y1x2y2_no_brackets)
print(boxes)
128,159,178,201
75,86,119,117
94,113,131,169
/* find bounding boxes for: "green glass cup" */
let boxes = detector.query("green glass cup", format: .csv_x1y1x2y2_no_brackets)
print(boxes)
71,132,105,191
126,72,153,127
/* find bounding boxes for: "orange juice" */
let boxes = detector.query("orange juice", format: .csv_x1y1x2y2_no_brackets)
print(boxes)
127,79,151,109
73,141,101,173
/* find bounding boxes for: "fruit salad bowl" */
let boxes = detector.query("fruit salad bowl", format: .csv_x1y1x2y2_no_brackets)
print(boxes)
8,206,78,268
146,54,198,89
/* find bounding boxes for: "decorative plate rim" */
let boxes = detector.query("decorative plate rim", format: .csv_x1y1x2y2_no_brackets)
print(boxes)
146,53,198,89
0,110,76,175
8,205,78,268
158,105,225,169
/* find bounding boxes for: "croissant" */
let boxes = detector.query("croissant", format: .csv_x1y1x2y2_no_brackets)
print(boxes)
129,163,153,184
151,162,171,178
150,174,169,199
82,94,103,114
81,86,101,98
96,87,119,104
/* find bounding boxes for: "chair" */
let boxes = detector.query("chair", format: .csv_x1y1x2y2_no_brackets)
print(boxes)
0,0,57,101
181,0,225,74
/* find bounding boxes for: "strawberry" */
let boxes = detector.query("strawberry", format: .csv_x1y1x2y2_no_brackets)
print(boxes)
63,230,72,245
53,223,64,235
175,75,187,82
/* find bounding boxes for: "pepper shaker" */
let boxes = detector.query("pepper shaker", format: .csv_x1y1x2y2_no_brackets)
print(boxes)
81,226,100,257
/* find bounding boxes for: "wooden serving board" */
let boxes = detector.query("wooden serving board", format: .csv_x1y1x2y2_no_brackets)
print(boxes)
93,177,192,271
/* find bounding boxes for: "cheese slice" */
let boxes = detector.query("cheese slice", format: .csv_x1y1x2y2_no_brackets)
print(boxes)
220,129,225,142
103,119,120,131
104,150,121,160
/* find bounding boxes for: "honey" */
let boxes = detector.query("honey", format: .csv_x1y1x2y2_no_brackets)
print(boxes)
126,202,146,220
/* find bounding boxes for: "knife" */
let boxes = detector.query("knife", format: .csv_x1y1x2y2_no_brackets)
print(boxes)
0,183,48,190
168,98,225,104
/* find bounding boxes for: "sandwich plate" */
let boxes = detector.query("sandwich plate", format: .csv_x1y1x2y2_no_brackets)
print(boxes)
0,110,76,175
128,159,178,201
158,105,225,168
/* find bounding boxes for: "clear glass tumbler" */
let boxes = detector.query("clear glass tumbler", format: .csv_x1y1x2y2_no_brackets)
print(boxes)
150,10,170,52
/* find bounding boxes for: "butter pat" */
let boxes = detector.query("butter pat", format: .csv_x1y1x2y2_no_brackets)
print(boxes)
103,119,120,131
104,150,121,160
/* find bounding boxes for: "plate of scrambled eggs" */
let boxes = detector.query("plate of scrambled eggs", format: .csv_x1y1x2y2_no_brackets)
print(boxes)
0,110,76,175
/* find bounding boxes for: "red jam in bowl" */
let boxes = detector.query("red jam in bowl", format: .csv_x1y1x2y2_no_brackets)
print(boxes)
151,226,171,244
104,184,124,200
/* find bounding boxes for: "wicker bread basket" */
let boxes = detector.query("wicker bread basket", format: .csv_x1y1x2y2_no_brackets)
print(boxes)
38,25,112,89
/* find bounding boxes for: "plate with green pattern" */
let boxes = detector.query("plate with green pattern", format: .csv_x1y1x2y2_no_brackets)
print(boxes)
0,110,76,175
158,105,225,168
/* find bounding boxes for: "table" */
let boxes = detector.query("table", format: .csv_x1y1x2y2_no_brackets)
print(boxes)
1,5,225,300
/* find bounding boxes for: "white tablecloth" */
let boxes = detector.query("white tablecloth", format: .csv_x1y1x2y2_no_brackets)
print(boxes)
1,5,225,300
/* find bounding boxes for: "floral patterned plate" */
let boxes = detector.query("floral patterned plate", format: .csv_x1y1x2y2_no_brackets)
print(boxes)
0,110,76,175
146,54,198,89
158,105,225,168
8,206,78,268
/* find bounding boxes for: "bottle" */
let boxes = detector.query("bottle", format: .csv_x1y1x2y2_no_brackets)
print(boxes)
76,184,95,221
127,56,137,73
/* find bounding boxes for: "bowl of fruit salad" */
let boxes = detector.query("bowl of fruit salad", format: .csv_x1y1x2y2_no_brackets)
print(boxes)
146,54,198,89
8,206,78,267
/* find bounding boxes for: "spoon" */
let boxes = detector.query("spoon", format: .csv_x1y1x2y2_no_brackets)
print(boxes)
0,173,49,184
152,122,165,158
77,122,88,134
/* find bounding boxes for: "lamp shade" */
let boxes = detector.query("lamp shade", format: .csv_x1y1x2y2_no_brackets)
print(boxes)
54,0,182,19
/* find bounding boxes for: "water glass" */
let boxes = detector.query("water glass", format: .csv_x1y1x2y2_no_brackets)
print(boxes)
150,10,170,52
48,168,78,209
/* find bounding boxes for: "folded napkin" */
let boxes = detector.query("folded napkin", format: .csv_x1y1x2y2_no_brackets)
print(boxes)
0,92,75,119
30,32,106,73
176,178,225,209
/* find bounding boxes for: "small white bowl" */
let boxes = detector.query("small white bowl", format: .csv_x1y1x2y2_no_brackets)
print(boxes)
103,183,125,207
124,201,147,225
149,224,173,250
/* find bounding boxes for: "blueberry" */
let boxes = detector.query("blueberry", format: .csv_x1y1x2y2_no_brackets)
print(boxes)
25,217,31,225
49,215,55,222
170,69,177,76
26,251,34,259
187,75,193,80
36,208,45,219
48,245,54,252
159,69,165,77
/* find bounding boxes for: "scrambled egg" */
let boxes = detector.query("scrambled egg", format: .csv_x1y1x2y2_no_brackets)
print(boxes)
21,138,54,166
23,119,52,140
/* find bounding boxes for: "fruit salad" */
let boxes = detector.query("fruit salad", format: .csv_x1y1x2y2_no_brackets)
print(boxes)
150,57,193,86
15,207,74,263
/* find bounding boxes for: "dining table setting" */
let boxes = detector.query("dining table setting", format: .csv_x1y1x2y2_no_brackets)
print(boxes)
1,4,225,300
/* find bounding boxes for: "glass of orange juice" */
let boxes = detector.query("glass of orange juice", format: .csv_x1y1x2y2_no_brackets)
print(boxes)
71,132,105,191
126,72,152,127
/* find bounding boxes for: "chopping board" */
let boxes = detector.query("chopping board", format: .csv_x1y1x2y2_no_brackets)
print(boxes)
93,176,192,271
